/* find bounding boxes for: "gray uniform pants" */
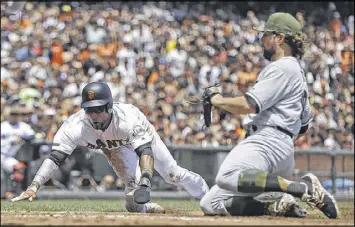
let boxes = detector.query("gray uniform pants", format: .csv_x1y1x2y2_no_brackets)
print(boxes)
200,126,295,215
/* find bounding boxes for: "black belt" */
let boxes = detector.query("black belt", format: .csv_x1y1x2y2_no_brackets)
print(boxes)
245,125,293,138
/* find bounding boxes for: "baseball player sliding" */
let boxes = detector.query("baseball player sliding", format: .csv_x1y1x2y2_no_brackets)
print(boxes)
11,82,209,213
199,13,339,219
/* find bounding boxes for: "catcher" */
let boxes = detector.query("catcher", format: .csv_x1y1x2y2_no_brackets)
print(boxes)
11,82,209,213
199,12,339,218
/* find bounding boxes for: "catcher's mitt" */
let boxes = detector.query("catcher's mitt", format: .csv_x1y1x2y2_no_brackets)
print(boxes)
202,85,221,127
183,84,221,128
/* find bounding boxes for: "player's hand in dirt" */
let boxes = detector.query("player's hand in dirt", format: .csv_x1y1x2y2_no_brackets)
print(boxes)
134,176,151,204
10,184,38,202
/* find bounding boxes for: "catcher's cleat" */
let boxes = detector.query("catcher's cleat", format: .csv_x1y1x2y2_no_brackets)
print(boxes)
301,173,339,219
266,193,306,218
145,203,165,214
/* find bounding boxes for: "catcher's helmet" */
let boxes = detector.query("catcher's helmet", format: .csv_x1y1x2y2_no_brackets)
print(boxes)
81,82,113,109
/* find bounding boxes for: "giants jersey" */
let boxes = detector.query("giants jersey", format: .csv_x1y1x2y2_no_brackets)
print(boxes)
52,103,155,155
243,56,313,136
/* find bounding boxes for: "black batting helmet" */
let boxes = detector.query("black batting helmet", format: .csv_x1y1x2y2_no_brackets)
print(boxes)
81,82,113,108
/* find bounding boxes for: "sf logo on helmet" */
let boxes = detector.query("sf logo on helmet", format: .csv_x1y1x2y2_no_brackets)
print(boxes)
88,91,95,99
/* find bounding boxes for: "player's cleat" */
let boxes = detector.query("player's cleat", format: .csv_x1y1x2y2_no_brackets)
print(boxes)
145,203,165,214
301,173,339,219
267,193,306,218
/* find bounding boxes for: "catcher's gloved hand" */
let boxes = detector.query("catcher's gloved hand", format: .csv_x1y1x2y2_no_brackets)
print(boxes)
10,183,39,202
134,176,151,204
202,86,221,127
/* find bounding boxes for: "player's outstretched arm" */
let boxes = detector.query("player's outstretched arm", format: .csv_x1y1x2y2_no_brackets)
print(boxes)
11,150,69,202
211,94,256,115
133,142,154,204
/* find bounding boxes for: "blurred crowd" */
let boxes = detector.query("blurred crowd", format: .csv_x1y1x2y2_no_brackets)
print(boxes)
1,2,354,153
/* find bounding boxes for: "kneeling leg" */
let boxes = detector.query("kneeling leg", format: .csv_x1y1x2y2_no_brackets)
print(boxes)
200,184,266,216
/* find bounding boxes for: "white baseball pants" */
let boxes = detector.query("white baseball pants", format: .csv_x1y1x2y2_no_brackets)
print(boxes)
103,131,208,212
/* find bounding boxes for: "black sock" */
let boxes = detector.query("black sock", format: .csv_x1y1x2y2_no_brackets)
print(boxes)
264,174,308,198
225,196,267,216
237,169,309,198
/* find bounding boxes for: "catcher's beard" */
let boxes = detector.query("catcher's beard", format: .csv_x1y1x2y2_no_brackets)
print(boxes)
263,47,276,61
262,41,276,61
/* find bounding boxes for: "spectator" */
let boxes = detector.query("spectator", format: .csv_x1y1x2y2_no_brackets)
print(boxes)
1,107,35,197
49,40,64,66
94,174,117,192
0,2,353,158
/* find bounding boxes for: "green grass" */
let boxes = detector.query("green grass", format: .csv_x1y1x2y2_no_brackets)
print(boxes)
1,199,354,220
0,199,200,213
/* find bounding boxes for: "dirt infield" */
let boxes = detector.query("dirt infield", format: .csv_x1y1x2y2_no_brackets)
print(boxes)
1,199,354,226
1,211,353,226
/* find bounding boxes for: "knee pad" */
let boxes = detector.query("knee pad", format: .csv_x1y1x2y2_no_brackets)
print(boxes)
237,169,268,193
225,196,267,216
216,169,268,193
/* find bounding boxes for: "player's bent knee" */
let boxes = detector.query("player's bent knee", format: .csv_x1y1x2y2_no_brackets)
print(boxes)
216,169,267,193
161,166,180,184
215,167,246,192
199,197,225,216
199,189,229,216
215,174,235,192
199,194,214,215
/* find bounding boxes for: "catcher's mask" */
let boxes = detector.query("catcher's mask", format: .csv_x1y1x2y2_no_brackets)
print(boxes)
81,82,113,130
